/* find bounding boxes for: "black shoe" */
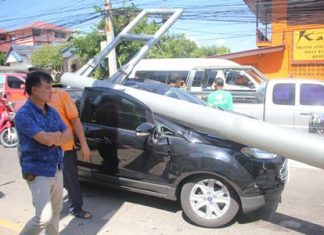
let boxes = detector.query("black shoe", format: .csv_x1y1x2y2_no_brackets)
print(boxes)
71,209,92,219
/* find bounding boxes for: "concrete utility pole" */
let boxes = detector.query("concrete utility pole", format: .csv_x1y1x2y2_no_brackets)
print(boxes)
103,0,118,76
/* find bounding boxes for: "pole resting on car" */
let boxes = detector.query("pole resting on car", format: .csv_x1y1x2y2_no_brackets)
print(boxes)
61,8,324,169
61,73,324,170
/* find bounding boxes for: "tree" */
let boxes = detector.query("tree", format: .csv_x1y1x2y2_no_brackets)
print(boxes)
0,52,5,65
31,45,64,80
148,34,198,58
69,31,107,78
69,6,231,78
191,45,230,58
70,31,104,63
108,7,231,60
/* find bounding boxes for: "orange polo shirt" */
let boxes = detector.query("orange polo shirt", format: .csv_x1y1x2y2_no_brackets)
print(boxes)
49,88,79,151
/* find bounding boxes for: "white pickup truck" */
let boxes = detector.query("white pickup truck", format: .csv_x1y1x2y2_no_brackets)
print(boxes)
233,78,324,133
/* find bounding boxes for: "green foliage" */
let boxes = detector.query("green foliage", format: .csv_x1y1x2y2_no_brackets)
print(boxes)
116,22,159,65
0,52,5,65
31,45,64,77
112,7,160,65
148,34,198,58
93,67,109,79
69,31,108,79
70,31,104,63
191,45,230,57
69,5,231,78
111,6,230,62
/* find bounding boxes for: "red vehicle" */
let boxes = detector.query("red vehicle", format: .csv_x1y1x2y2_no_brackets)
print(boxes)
0,97,17,147
0,73,28,111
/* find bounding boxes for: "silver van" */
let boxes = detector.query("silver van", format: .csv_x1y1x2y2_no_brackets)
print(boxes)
129,58,267,101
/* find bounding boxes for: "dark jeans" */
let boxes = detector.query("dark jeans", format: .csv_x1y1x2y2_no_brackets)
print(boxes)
63,150,83,212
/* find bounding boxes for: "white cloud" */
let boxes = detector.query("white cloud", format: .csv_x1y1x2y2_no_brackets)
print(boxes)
185,35,199,43
215,38,225,46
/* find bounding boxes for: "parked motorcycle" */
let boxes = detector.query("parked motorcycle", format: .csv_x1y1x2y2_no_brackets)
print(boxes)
0,98,17,148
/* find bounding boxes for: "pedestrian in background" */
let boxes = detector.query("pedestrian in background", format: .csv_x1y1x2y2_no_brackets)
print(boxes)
207,78,233,110
15,71,72,235
49,88,92,219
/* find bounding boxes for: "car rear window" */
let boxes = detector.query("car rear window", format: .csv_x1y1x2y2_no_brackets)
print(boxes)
300,84,324,106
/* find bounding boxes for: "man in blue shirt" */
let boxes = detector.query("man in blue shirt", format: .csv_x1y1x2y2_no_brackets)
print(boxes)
15,71,72,235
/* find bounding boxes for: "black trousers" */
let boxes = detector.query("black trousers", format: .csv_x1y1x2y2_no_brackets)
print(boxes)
63,150,83,211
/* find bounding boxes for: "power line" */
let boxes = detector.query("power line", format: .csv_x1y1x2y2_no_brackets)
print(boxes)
0,0,323,49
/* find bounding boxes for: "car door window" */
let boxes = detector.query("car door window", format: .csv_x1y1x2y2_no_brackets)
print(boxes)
192,71,204,87
83,91,147,130
135,71,168,83
192,70,218,89
7,76,25,89
225,70,238,85
272,83,295,105
167,71,188,86
203,70,218,89
225,70,251,87
118,97,147,130
300,84,324,106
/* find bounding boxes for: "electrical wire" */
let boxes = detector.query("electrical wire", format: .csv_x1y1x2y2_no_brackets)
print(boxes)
0,0,323,49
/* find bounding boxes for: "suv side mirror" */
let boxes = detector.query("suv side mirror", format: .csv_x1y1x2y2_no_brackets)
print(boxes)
247,81,255,89
135,122,155,137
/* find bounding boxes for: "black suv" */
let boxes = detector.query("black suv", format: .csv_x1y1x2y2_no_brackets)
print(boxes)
73,84,288,228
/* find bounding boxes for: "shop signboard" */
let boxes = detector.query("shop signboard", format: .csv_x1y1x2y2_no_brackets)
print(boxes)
292,28,324,64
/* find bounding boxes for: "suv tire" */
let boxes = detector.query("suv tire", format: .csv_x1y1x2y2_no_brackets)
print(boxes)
180,175,239,227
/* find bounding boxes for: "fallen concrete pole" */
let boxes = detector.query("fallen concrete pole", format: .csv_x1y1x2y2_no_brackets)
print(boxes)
62,73,324,169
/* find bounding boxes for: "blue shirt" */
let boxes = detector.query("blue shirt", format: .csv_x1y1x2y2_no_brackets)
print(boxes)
15,99,67,177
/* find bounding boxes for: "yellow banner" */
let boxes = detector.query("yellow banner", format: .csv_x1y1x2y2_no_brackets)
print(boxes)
293,28,324,64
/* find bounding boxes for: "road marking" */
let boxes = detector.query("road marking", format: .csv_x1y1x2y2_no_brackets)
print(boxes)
0,219,22,232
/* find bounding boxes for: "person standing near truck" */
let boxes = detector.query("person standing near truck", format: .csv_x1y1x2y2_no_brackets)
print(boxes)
49,88,92,219
207,78,233,110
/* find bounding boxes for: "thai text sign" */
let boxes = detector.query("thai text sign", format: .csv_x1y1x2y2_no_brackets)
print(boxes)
293,28,324,64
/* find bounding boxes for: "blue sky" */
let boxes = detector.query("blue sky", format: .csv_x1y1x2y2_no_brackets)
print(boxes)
0,0,258,53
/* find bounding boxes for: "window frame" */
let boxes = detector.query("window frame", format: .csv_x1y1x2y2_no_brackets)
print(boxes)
272,83,296,105
300,83,324,106
80,87,153,131
32,29,42,37
7,76,25,89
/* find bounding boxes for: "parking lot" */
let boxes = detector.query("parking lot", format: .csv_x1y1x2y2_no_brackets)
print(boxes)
0,145,324,235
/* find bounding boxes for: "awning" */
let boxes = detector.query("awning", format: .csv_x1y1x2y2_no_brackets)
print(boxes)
210,45,285,60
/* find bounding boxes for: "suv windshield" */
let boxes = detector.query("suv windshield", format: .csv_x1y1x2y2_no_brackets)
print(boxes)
124,80,207,106
164,87,206,105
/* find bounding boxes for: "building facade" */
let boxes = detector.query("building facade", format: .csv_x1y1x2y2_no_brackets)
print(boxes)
212,0,324,79
0,21,73,53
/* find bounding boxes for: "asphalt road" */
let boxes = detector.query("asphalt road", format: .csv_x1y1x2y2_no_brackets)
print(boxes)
0,145,324,235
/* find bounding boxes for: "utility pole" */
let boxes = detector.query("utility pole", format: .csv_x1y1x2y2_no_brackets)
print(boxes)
103,0,117,76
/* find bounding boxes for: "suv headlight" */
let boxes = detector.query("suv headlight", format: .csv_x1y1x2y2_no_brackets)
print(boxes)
241,147,277,159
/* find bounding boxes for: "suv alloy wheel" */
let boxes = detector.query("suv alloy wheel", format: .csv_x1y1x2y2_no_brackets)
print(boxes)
180,175,239,227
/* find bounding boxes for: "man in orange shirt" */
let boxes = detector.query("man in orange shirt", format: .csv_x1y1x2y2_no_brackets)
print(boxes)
50,88,92,219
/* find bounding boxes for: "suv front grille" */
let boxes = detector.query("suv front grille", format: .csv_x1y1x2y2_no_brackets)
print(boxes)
279,159,289,181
